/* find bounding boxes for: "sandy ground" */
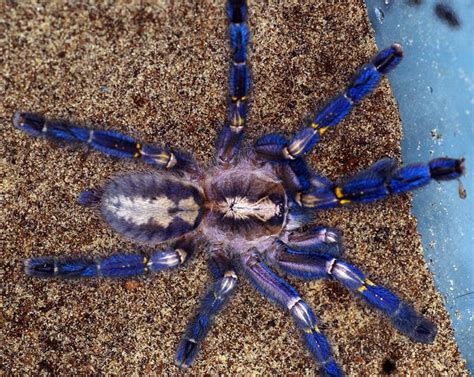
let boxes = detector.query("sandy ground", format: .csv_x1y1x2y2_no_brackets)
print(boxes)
1,1,467,375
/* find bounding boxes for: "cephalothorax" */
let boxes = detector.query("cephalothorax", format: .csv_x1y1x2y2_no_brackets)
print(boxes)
16,1,465,375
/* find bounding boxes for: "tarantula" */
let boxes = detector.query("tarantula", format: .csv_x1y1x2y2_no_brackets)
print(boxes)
16,1,464,375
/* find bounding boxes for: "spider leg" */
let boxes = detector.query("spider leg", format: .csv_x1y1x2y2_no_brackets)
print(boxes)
175,253,237,368
24,237,196,279
270,246,437,344
242,250,343,377
255,44,403,161
216,0,249,165
299,157,465,209
276,156,313,193
13,111,197,172
284,226,343,258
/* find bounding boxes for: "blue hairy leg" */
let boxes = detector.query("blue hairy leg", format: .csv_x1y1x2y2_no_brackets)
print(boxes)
284,226,343,257
254,136,319,206
25,239,195,279
255,44,403,160
331,260,437,343
299,157,465,209
270,247,436,343
243,250,343,377
216,0,250,164
175,254,237,368
13,111,196,172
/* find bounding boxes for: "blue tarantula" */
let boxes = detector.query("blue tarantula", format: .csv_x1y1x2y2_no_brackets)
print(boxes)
15,1,465,376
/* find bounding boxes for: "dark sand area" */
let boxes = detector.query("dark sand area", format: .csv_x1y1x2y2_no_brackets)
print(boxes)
1,1,467,375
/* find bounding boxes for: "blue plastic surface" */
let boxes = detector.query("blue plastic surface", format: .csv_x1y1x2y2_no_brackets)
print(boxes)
365,0,473,371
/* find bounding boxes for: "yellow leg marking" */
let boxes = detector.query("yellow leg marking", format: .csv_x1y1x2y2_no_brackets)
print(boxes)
154,152,170,162
318,127,328,135
304,325,321,334
357,279,376,293
232,114,244,127
365,278,376,286
133,143,142,158
231,96,247,102
288,129,318,156
310,122,319,129
288,139,306,157
300,193,339,208
335,187,351,204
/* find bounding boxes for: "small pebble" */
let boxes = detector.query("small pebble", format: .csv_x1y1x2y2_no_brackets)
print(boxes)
124,280,140,290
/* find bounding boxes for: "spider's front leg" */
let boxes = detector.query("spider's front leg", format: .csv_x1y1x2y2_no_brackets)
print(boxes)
269,242,437,344
216,0,249,165
242,249,343,377
175,253,237,368
25,237,196,279
255,44,403,161
13,111,197,173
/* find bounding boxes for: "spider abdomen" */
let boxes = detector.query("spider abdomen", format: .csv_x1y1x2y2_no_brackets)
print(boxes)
101,173,204,243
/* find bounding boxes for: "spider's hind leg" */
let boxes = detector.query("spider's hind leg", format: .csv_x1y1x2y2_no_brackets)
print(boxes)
175,253,237,368
242,250,343,376
269,245,437,344
330,260,437,343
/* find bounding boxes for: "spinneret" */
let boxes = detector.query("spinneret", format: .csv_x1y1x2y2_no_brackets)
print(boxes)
17,1,465,375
